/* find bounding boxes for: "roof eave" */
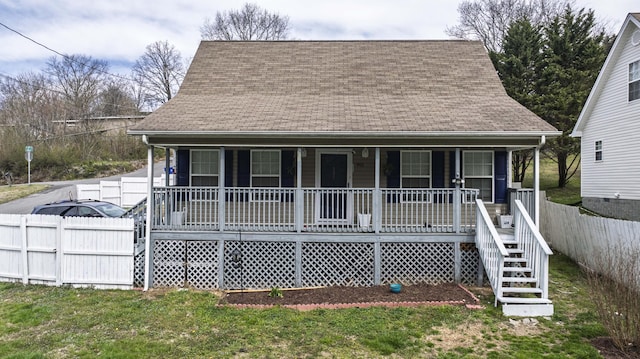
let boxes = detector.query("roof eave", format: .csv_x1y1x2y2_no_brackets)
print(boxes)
574,13,640,135
128,130,561,138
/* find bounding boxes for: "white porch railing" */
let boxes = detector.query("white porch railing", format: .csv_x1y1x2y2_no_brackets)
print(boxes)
151,187,478,233
513,199,553,300
475,199,509,306
510,188,535,217
380,188,478,233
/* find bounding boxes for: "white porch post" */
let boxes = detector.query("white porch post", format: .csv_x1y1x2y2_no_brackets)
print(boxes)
507,150,513,188
453,148,461,233
534,145,540,228
374,147,381,234
143,144,154,291
219,147,225,232
165,148,171,186
296,147,303,233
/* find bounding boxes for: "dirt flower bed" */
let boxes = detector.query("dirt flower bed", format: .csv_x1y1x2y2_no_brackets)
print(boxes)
219,283,480,310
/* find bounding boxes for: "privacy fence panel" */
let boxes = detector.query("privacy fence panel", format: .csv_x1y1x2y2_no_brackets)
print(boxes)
0,214,134,289
0,214,27,281
540,199,640,288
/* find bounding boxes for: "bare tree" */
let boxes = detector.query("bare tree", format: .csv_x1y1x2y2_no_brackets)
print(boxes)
446,0,573,52
201,3,290,40
132,40,184,110
97,79,140,117
45,54,108,121
0,72,64,140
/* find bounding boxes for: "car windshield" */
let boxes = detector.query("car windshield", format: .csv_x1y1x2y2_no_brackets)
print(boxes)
95,203,126,217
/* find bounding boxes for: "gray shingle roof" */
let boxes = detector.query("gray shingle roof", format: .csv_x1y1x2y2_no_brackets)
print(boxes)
131,40,558,136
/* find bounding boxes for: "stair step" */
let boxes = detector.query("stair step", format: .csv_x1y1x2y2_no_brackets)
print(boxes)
498,297,552,304
502,277,537,284
501,287,543,294
502,302,554,317
502,267,532,273
504,257,527,263
507,248,524,255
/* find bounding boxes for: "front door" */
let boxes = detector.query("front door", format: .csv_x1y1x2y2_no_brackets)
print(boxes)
316,151,352,224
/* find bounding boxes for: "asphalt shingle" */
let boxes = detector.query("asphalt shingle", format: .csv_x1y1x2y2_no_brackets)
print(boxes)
131,40,558,135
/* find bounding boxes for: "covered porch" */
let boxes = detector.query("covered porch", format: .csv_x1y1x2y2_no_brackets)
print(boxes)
143,144,541,236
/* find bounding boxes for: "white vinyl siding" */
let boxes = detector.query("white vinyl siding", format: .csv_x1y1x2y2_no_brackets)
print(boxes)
463,151,493,202
190,149,219,186
579,24,640,200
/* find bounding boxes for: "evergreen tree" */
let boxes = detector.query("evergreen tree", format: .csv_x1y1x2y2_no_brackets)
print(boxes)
490,18,543,183
536,6,607,187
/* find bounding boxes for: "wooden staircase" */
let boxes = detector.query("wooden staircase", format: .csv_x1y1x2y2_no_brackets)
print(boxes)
475,199,553,317
496,230,553,316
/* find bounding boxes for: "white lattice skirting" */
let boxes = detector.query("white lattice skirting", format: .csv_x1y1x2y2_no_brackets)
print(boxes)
138,237,481,290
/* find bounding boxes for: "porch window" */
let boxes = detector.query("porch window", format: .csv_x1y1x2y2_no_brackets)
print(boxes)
190,149,219,186
401,151,431,202
595,140,603,161
463,151,493,202
630,60,640,101
251,150,281,187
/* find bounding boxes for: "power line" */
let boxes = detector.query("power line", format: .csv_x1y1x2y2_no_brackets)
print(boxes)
0,20,134,84
0,72,143,118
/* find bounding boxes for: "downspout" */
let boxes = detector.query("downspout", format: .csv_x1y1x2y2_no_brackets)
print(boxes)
534,136,546,228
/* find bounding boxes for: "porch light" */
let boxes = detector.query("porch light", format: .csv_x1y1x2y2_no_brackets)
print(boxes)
361,148,369,158
301,148,307,158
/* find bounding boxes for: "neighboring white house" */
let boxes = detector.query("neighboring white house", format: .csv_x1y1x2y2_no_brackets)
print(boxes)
572,13,640,221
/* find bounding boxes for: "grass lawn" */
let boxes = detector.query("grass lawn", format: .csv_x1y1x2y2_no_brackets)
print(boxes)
523,155,581,205
0,254,606,358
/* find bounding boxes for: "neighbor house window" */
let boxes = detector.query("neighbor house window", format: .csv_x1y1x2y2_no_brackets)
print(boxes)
401,151,431,201
630,60,640,101
595,140,603,161
251,150,280,187
190,149,219,186
463,151,493,202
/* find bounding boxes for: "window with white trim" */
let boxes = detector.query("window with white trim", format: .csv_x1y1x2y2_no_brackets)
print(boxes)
463,151,493,202
251,150,280,187
401,151,431,202
190,149,219,186
630,60,640,101
595,140,603,161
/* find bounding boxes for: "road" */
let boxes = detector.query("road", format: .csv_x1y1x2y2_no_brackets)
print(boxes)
0,162,165,214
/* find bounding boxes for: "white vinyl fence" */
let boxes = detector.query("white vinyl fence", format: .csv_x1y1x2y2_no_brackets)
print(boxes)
0,214,135,289
540,199,640,288
77,174,173,208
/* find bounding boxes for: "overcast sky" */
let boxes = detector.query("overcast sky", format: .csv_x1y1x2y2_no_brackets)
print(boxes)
0,0,637,77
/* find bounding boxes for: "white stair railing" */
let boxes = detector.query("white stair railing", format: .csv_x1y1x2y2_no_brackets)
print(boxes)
475,199,509,306
513,199,553,300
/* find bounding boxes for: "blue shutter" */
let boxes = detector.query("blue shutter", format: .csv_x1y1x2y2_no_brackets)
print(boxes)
237,150,250,202
432,151,445,188
176,149,189,186
225,150,233,187
432,151,445,203
237,150,250,187
386,151,400,203
281,150,295,202
494,151,508,203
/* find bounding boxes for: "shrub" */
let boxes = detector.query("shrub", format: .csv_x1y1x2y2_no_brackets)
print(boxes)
585,245,640,352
